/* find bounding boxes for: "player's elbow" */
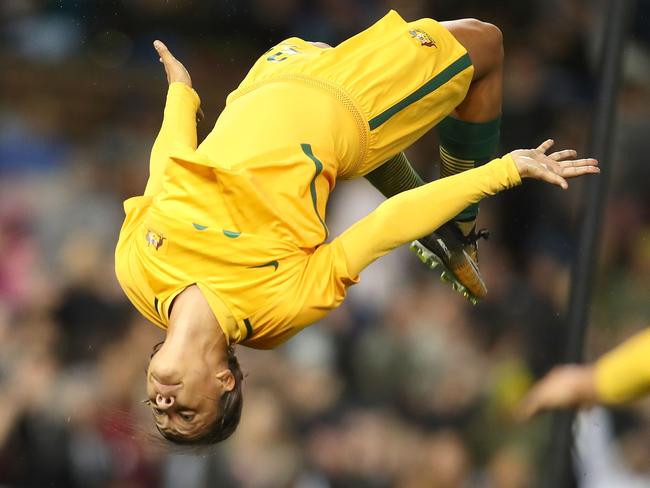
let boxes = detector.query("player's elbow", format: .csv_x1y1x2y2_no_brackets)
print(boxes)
373,197,413,248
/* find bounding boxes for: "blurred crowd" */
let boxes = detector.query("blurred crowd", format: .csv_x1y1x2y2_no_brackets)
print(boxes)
0,0,649,487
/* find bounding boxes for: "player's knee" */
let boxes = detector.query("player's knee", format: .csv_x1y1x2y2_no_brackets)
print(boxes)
447,18,503,71
480,21,504,63
464,18,503,62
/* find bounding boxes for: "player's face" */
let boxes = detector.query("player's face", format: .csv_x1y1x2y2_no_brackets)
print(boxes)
145,342,226,440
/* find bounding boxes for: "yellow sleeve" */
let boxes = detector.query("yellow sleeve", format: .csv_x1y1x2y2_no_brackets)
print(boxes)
594,328,650,404
144,82,201,196
337,154,521,276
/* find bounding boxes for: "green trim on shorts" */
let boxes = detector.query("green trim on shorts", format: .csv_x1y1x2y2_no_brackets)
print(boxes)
368,52,472,131
301,143,329,238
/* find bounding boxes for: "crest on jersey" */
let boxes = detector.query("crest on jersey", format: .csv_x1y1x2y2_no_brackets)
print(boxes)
266,45,300,63
409,29,436,47
145,229,166,251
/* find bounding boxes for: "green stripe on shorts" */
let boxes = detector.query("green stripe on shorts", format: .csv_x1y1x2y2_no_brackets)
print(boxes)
368,52,472,131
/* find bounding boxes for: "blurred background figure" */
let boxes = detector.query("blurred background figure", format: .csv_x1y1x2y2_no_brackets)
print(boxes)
0,0,648,486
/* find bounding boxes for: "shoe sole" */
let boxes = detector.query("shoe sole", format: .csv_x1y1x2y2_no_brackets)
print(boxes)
410,240,479,305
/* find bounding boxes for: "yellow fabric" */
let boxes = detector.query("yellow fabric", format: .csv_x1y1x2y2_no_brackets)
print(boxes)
225,10,474,177
144,82,200,197
115,82,200,327
595,328,650,404
115,11,516,350
339,154,520,276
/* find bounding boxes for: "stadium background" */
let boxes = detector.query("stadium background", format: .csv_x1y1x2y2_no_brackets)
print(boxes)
0,0,649,486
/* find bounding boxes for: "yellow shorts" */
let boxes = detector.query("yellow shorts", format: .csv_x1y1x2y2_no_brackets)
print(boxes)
227,10,474,178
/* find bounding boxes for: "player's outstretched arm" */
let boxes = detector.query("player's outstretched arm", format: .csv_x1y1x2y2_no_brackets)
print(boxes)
337,140,598,276
519,327,650,420
517,364,599,420
144,40,203,196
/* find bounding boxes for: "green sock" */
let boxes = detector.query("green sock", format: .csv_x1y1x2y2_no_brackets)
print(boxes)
364,152,424,198
438,116,501,222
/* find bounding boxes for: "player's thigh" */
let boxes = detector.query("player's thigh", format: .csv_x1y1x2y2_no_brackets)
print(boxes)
341,16,475,176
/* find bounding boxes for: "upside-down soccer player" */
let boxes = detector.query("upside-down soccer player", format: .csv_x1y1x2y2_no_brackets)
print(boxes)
114,11,599,445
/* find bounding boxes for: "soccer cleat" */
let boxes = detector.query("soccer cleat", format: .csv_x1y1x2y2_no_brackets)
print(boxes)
410,223,490,304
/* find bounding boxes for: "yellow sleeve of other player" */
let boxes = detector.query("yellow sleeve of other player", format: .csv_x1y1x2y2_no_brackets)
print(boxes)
595,328,650,404
336,154,521,276
143,82,201,197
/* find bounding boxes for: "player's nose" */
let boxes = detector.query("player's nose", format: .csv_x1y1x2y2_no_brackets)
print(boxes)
155,393,175,409
151,378,182,409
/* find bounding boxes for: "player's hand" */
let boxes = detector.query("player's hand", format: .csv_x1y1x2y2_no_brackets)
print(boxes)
153,40,204,121
517,364,599,421
511,139,599,190
154,40,192,87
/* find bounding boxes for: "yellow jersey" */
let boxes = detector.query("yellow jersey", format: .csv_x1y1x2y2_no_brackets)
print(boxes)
115,11,522,349
595,328,650,404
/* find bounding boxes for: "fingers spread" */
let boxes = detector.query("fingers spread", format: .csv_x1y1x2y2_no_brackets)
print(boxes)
537,164,568,189
540,155,564,176
531,158,568,190
561,165,601,178
549,149,577,161
559,158,599,168
557,158,600,178
536,139,555,154
556,174,569,190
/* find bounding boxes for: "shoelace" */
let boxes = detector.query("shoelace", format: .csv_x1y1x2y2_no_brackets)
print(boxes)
464,228,490,246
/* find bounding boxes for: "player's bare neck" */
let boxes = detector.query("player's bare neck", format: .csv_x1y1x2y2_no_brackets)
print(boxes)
166,285,227,353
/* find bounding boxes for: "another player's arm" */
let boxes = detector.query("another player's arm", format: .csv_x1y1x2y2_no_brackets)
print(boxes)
144,40,202,196
337,140,599,276
519,327,650,420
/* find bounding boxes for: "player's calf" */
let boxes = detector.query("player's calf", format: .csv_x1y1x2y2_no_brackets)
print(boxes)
365,152,490,304
417,18,505,302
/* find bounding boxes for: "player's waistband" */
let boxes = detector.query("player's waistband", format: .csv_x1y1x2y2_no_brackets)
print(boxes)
227,74,370,171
